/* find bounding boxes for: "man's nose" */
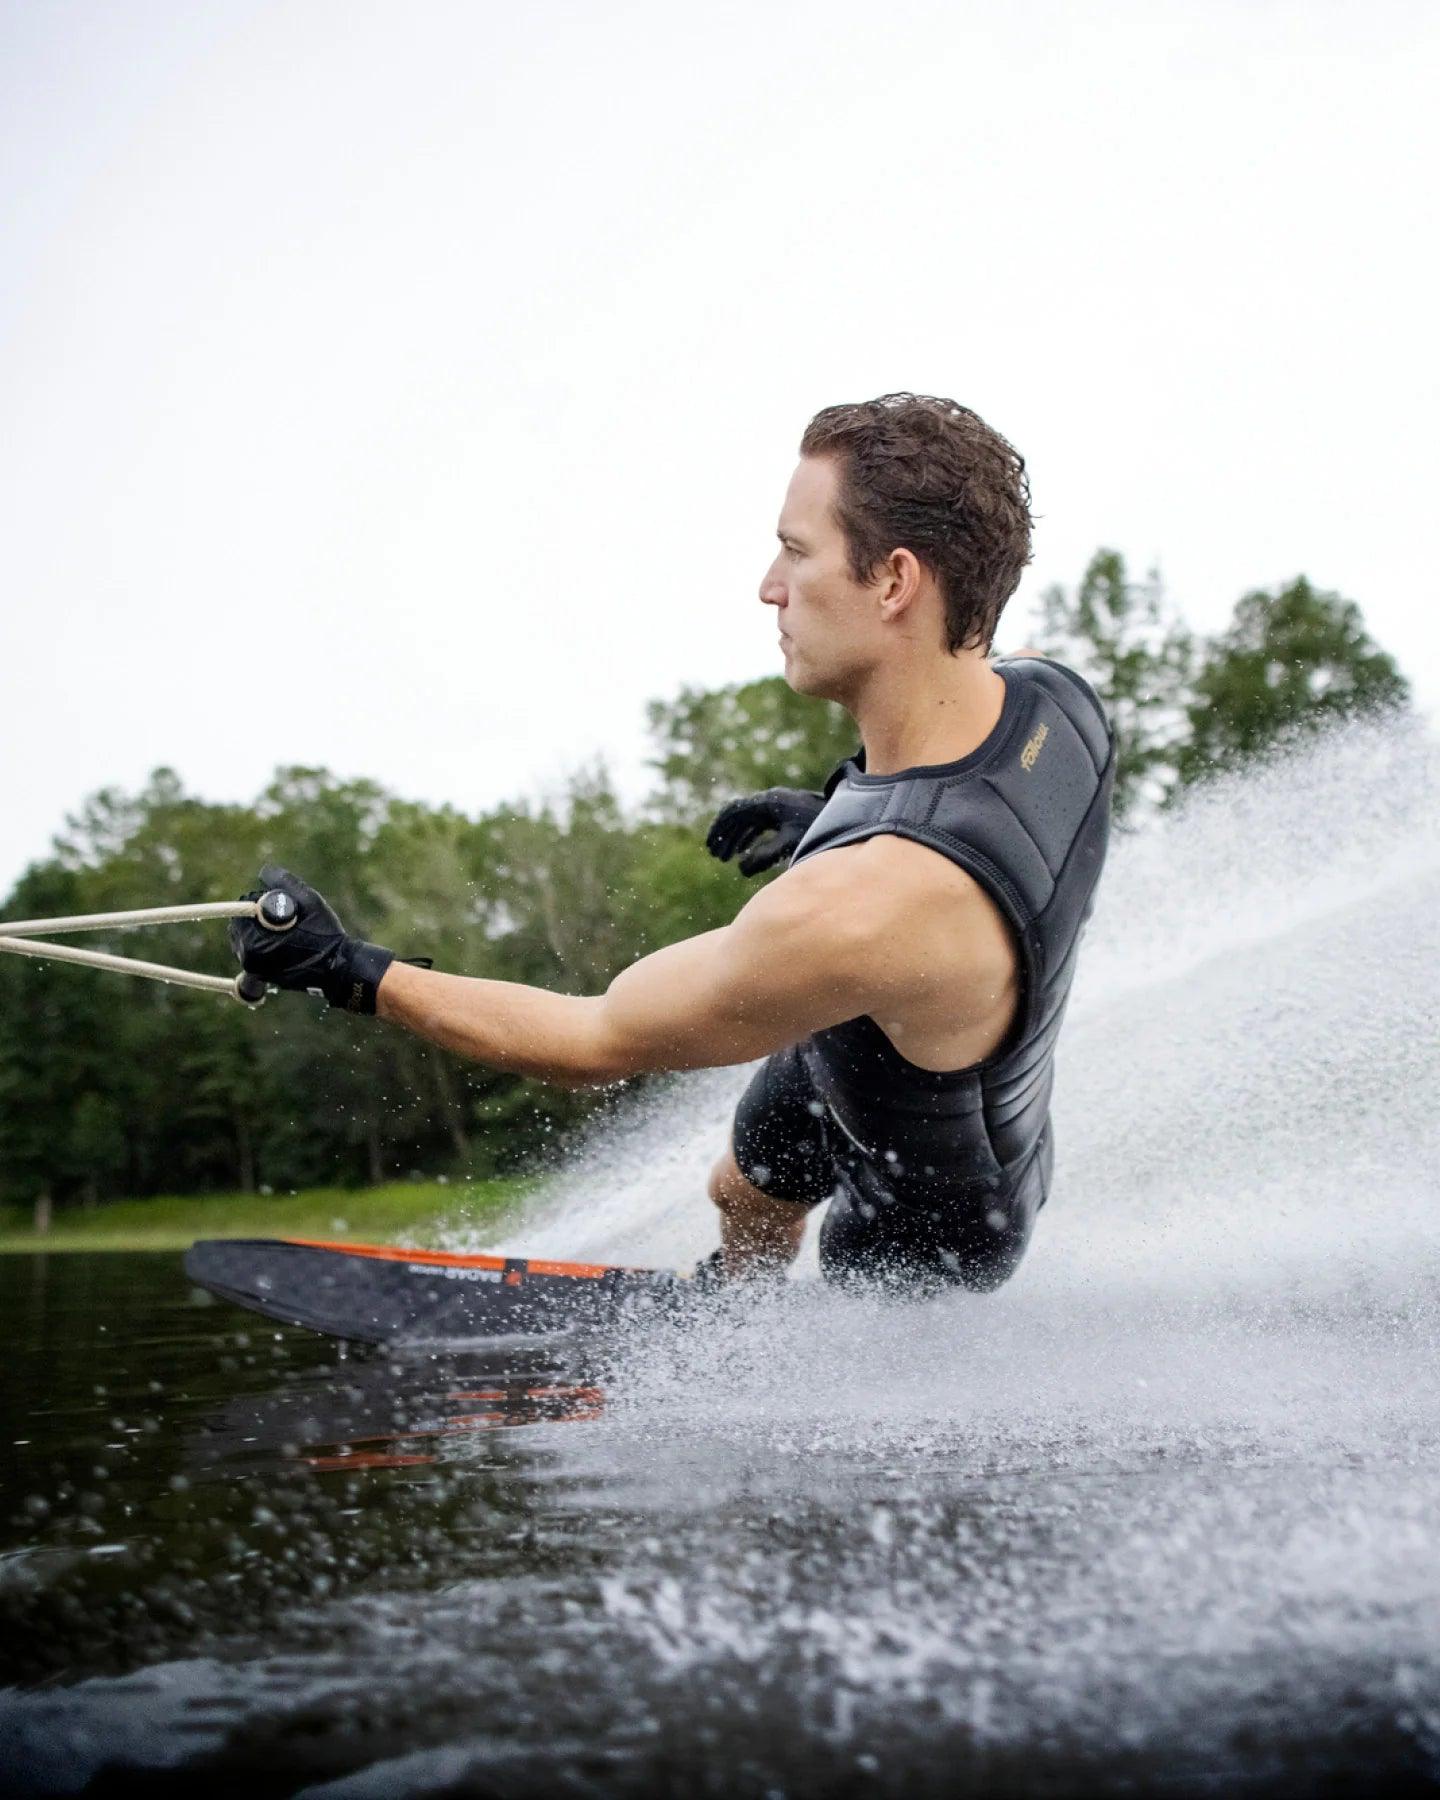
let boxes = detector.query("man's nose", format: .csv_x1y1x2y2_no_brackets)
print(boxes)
759,566,785,605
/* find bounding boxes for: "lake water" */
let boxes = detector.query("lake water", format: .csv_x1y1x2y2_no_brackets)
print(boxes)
3,721,1440,1798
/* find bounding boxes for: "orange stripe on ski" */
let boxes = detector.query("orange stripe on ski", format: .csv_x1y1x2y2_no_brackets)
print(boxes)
285,1238,507,1270
282,1238,645,1280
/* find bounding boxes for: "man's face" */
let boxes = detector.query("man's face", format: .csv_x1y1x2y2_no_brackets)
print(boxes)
760,455,883,703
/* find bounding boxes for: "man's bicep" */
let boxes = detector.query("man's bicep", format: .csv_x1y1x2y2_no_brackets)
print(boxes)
593,866,878,1074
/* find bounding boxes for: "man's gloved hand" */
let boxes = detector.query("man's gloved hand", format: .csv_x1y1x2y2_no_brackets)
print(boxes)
704,787,825,877
229,864,398,1014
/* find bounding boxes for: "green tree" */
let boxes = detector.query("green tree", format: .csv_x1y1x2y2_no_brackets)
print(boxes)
0,764,502,1205
646,677,857,822
1177,577,1410,786
0,864,111,1212
1036,549,1195,818
469,765,656,993
63,1093,128,1208
625,822,746,944
451,765,677,1167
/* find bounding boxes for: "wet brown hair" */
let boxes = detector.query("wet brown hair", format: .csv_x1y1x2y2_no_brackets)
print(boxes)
800,393,1033,652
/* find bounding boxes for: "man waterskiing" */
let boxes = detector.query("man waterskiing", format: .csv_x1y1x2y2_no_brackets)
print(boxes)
231,394,1114,1295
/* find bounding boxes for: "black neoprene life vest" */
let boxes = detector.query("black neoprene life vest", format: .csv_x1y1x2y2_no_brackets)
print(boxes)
789,655,1115,1226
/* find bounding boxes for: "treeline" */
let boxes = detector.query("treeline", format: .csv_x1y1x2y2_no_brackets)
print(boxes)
0,556,1408,1211
1039,557,1409,817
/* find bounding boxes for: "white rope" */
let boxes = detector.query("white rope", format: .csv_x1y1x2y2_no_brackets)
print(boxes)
0,900,257,938
0,898,272,1003
0,935,240,995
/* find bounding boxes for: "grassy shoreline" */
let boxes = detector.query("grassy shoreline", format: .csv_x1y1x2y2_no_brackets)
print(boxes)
0,1177,535,1254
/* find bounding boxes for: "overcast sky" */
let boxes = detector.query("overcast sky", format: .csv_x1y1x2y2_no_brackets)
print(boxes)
3,0,1437,894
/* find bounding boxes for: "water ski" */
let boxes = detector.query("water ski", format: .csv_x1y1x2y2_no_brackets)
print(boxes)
184,1237,687,1345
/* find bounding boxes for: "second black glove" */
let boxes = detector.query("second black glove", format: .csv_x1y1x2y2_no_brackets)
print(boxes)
704,787,825,877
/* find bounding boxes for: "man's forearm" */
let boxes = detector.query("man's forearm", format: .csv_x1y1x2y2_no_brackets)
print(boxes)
376,962,621,1087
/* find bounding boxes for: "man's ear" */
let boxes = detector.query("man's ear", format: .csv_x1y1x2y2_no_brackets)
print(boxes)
877,547,924,623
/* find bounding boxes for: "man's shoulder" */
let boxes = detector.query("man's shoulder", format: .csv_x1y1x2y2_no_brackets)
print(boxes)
776,835,997,941
758,838,1014,1014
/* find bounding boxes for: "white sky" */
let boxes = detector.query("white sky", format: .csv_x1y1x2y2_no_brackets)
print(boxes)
3,0,1437,894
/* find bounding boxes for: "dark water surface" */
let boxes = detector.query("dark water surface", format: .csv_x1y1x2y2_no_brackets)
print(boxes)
0,1253,622,1792
3,1249,1440,1799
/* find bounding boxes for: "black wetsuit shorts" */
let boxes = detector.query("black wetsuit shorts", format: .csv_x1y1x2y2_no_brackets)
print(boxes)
731,1043,1040,1293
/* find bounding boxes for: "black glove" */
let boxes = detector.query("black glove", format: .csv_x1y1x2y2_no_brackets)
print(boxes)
229,864,398,1014
704,787,825,877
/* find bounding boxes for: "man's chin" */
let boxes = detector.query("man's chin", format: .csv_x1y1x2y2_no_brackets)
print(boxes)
782,657,826,700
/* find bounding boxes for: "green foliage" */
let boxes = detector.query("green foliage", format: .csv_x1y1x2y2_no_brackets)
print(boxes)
647,677,856,822
1176,577,1410,786
627,824,746,942
63,1094,128,1205
1036,550,1195,818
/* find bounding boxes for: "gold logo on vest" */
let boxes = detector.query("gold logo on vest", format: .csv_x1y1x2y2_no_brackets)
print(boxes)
1020,722,1050,771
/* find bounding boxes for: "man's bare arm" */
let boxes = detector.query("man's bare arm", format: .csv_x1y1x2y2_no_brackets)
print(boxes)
376,847,889,1086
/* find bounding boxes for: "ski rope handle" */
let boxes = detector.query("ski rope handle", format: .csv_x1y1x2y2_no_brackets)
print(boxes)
0,891,297,1007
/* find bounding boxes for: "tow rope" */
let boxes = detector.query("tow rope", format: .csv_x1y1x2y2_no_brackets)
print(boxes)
0,892,296,1006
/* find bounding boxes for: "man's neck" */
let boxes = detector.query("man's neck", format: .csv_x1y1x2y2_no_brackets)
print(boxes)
853,651,1007,776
